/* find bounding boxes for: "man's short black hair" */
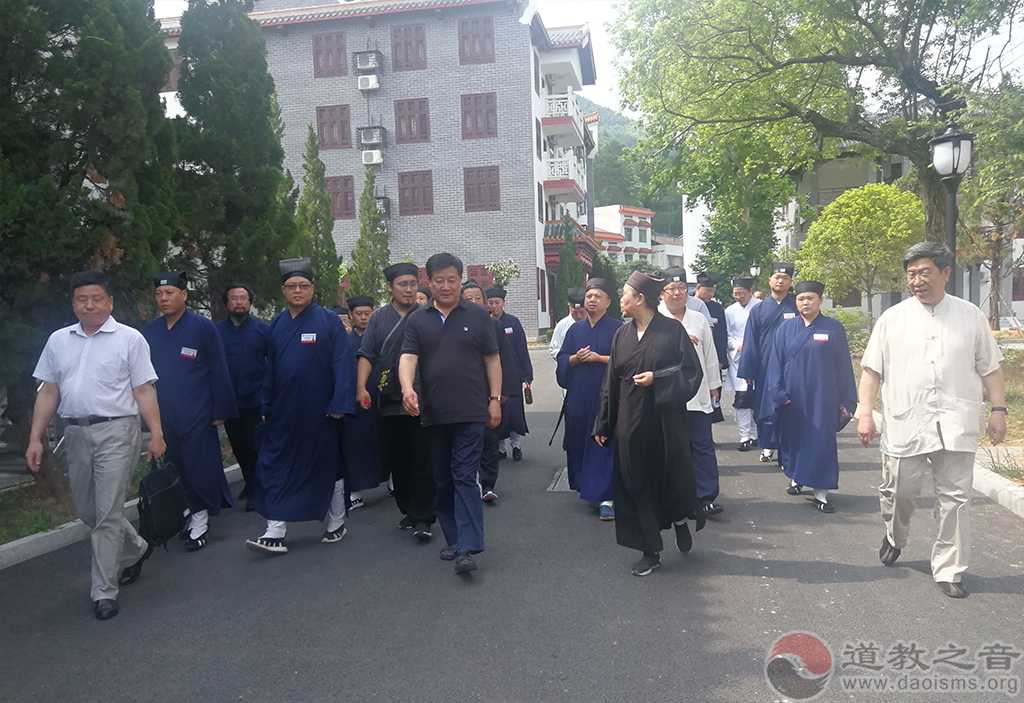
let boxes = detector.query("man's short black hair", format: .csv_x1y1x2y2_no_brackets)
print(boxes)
902,241,953,271
426,252,463,279
222,284,254,305
69,271,112,296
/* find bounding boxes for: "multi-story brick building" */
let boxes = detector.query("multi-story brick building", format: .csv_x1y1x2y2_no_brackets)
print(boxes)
164,0,598,334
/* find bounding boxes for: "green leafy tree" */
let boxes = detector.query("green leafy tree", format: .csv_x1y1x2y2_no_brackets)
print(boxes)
614,0,1020,242
173,0,297,314
295,126,339,305
0,0,174,493
553,215,586,315
960,81,1024,328
348,167,390,302
797,183,924,313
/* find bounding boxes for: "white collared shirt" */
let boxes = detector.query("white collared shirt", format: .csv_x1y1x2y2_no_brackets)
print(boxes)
549,314,576,358
861,294,1003,457
33,315,158,418
659,303,723,413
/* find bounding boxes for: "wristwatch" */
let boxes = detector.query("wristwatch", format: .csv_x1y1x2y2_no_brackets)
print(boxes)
489,396,501,401
991,406,1009,415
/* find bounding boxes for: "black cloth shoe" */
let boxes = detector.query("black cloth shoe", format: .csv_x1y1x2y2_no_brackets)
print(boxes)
397,515,415,530
439,546,458,561
321,525,348,544
118,543,154,586
94,599,119,621
454,552,478,575
937,581,968,599
702,501,723,516
737,440,754,452
811,498,836,513
246,536,288,555
512,447,523,462
879,535,901,566
413,523,433,542
786,484,803,496
184,530,208,552
759,450,774,463
631,553,661,577
674,523,692,553
497,450,507,461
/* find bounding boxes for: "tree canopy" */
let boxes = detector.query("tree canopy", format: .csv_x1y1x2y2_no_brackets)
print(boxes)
797,182,925,306
348,167,390,302
295,125,339,306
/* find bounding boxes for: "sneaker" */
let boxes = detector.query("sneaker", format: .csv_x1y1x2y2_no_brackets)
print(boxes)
482,489,498,504
454,552,478,575
396,515,415,530
674,522,692,553
321,525,348,543
879,535,901,567
413,523,433,542
246,536,288,555
512,447,523,462
631,553,661,577
439,546,458,561
348,496,365,511
598,504,615,521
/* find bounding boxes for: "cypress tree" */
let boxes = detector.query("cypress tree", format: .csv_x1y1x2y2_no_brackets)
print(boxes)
348,167,390,301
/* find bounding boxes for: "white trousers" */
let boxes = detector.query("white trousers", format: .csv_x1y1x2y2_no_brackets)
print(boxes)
736,408,757,442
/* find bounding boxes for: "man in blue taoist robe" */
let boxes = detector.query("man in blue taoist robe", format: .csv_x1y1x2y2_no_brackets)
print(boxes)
763,280,857,513
738,262,798,465
246,258,355,555
339,295,383,510
144,271,237,552
556,278,622,521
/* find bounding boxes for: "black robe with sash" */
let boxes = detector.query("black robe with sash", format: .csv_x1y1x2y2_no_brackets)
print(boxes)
594,313,704,554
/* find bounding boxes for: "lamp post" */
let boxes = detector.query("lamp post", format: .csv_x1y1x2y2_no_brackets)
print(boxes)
928,125,974,295
749,263,761,278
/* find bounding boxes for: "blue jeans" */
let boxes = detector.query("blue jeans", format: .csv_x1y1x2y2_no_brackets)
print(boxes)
688,410,720,501
430,423,485,553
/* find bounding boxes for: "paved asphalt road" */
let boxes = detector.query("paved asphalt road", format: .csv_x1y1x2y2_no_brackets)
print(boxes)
2,350,1022,703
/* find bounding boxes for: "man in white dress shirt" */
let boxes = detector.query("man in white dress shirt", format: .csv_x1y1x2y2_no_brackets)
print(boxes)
858,242,1006,599
660,269,724,515
725,277,760,451
548,287,587,359
26,272,167,620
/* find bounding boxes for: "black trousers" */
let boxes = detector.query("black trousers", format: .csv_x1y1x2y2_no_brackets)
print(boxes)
378,414,435,524
479,427,500,491
224,407,261,492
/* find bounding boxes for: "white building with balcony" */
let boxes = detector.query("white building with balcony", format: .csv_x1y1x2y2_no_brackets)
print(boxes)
593,205,656,263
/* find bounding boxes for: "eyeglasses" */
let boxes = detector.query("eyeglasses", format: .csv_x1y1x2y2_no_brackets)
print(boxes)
905,268,935,281
283,283,313,291
663,285,687,295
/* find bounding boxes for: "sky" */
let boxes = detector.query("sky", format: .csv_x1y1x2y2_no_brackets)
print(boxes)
152,0,626,109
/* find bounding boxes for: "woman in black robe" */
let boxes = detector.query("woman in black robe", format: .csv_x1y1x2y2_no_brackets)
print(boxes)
594,272,705,576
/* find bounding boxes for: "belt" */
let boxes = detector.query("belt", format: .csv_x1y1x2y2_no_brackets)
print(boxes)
63,415,132,427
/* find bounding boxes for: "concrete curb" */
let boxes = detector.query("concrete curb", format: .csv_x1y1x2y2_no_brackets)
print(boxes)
973,447,1024,520
0,464,242,571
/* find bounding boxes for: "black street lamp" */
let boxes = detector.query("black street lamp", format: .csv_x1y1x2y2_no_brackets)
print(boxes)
749,263,761,278
929,125,974,295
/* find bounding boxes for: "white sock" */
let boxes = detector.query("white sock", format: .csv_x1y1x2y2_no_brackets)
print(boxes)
790,479,799,487
600,500,613,508
262,520,286,539
761,448,773,458
188,510,208,539
510,433,522,449
672,519,687,527
325,478,347,532
813,489,829,503
350,492,362,502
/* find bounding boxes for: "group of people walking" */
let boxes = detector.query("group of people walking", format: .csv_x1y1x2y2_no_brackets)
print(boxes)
24,241,1007,619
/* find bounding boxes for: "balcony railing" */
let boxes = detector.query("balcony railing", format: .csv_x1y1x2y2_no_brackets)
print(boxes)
544,93,581,122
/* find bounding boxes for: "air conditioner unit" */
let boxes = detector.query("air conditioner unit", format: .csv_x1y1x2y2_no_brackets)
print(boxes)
354,50,382,73
358,126,385,148
357,74,379,91
362,150,383,166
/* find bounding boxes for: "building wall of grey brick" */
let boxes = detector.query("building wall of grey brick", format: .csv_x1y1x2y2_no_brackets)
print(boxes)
261,3,542,333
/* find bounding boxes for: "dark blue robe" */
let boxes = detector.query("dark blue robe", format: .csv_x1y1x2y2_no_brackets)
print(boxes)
494,312,532,438
143,310,237,513
764,315,857,489
737,294,798,450
216,316,270,410
556,315,622,502
252,303,354,522
341,328,383,492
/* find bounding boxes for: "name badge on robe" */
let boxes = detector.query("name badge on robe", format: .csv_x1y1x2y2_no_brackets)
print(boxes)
504,327,514,335
300,333,317,345
784,312,796,320
180,347,198,360
813,333,829,343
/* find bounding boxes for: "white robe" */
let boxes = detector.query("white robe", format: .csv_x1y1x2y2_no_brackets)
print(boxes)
724,298,760,392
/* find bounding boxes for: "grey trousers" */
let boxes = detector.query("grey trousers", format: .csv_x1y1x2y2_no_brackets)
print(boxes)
879,450,974,583
65,417,148,601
